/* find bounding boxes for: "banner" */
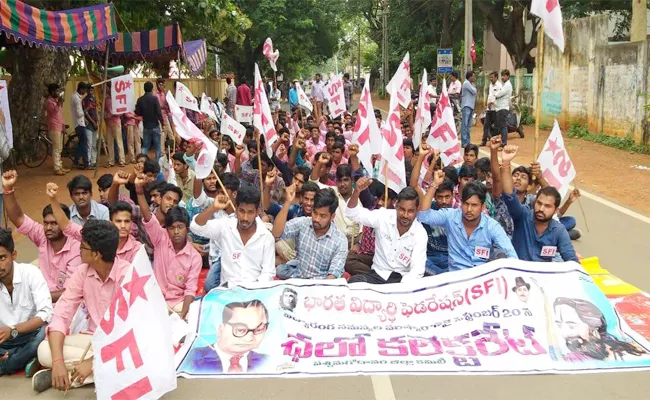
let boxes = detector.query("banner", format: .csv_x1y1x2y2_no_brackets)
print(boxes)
413,69,431,150
427,79,461,166
536,120,576,198
253,63,279,155
93,246,176,399
110,75,135,115
323,74,346,118
174,259,650,378
296,83,312,113
220,112,247,146
235,105,253,124
166,91,218,179
263,38,280,72
175,82,200,112
377,83,407,194
385,52,411,109
0,81,13,148
353,74,382,168
531,0,565,52
200,93,218,121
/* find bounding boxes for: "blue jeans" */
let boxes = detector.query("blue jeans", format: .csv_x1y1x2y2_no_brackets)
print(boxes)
0,326,45,375
142,127,161,161
204,257,222,293
426,253,449,276
73,126,89,167
560,216,576,231
461,106,473,147
276,261,300,280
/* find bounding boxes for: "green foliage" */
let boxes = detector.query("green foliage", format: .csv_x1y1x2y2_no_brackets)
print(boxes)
520,106,534,126
567,124,650,155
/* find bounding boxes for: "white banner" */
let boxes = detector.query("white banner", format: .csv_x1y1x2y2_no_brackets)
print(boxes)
377,83,407,194
0,80,13,148
296,83,312,113
235,105,253,124
166,91,218,179
200,93,218,121
531,0,565,52
220,112,247,146
253,63,279,155
426,79,461,166
537,120,576,198
175,259,650,378
175,82,200,112
93,246,176,399
324,74,346,118
110,75,135,115
263,37,280,72
413,69,432,150
386,52,412,109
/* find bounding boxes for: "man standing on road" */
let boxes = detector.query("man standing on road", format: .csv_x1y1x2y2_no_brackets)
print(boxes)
448,71,462,117
43,84,69,176
288,80,299,112
236,77,252,107
310,73,325,118
481,71,501,146
460,71,477,147
495,69,512,145
154,78,174,155
428,76,439,118
343,73,353,111
136,81,164,161
226,77,237,117
82,85,98,168
103,84,125,167
70,82,89,170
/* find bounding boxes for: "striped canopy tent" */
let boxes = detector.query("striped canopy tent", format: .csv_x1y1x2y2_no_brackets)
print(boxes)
0,0,117,50
184,39,206,76
85,23,183,63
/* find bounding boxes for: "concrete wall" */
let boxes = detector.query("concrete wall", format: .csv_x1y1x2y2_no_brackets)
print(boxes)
536,15,649,144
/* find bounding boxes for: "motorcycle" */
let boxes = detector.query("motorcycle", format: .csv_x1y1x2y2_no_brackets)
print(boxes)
479,94,525,138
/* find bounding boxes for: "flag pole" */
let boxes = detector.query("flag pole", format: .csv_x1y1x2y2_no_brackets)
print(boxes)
533,21,545,161
212,167,236,211
256,135,265,205
94,47,110,178
383,163,389,206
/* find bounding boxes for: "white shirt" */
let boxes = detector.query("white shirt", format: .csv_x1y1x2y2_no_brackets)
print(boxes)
0,262,53,326
345,204,427,281
487,80,502,110
427,84,438,105
448,80,462,95
215,345,249,373
190,214,276,286
70,92,85,128
495,80,512,111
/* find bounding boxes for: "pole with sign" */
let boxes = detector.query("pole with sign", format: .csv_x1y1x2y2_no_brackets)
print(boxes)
437,48,453,75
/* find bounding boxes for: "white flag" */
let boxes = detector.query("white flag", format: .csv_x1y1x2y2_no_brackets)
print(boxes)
352,75,382,172
167,91,218,179
262,37,280,72
377,84,407,194
530,0,565,52
413,69,432,149
93,246,176,400
200,93,218,121
175,82,200,112
426,79,462,166
385,52,412,108
253,63,279,156
0,80,13,148
537,120,576,198
110,75,135,115
323,74,346,119
220,112,247,146
234,105,253,123
296,82,312,113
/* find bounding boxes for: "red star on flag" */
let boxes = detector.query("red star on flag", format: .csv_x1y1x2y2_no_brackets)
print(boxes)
122,268,150,306
544,138,561,156
546,0,558,12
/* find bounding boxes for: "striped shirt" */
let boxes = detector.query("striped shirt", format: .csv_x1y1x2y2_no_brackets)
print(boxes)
280,217,348,278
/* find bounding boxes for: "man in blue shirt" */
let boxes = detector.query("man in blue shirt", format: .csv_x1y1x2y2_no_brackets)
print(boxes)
417,172,517,272
288,80,299,112
499,145,578,262
460,71,477,147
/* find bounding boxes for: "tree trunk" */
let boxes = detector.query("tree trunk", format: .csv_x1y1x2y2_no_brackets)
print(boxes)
8,47,72,149
440,0,453,48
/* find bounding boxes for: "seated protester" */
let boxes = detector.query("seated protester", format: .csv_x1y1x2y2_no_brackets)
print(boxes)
329,142,348,177
272,186,348,279
417,174,518,272
215,152,229,175
34,220,129,393
462,144,479,167
474,157,491,184
234,140,258,177
47,182,142,264
452,164,477,208
117,179,181,227
0,229,53,376
310,151,335,186
136,177,201,316
184,138,202,171
345,179,427,284
512,165,536,208
403,139,415,166
269,131,294,185
499,145,578,262
325,131,336,154
291,165,311,196
288,133,309,169
305,125,327,163
220,135,237,172
190,186,275,287
3,170,81,301
345,181,398,277
95,174,113,206
238,146,286,203
125,158,162,204
443,165,459,186
171,152,196,204
66,175,109,225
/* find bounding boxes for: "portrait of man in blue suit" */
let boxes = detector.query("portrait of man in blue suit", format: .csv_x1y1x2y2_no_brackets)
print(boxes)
188,299,271,374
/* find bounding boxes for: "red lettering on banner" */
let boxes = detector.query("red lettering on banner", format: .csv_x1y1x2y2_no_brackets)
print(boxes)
430,123,454,142
444,144,460,157
330,94,341,104
101,329,144,372
111,377,153,400
542,168,562,189
552,151,573,177
100,287,128,335
116,94,127,105
399,78,410,92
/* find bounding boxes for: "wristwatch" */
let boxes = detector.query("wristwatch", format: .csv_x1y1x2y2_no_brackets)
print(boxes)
9,325,18,339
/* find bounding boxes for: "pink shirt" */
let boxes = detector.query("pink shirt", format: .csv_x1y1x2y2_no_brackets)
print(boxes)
142,217,201,307
17,215,82,292
154,89,169,114
43,97,64,132
329,156,349,176
63,222,142,264
48,258,131,334
227,153,236,172
305,139,326,162
124,111,138,126
104,97,121,127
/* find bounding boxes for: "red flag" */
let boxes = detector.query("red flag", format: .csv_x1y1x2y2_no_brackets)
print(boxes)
470,39,477,64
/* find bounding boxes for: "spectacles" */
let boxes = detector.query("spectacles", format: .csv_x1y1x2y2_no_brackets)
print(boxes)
227,322,268,338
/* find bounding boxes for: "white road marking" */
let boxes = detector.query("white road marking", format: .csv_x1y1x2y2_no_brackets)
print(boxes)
371,375,397,400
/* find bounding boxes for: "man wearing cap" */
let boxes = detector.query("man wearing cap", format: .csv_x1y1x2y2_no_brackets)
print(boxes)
512,277,530,303
43,84,69,176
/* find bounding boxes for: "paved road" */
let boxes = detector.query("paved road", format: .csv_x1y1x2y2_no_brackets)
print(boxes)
3,102,650,399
